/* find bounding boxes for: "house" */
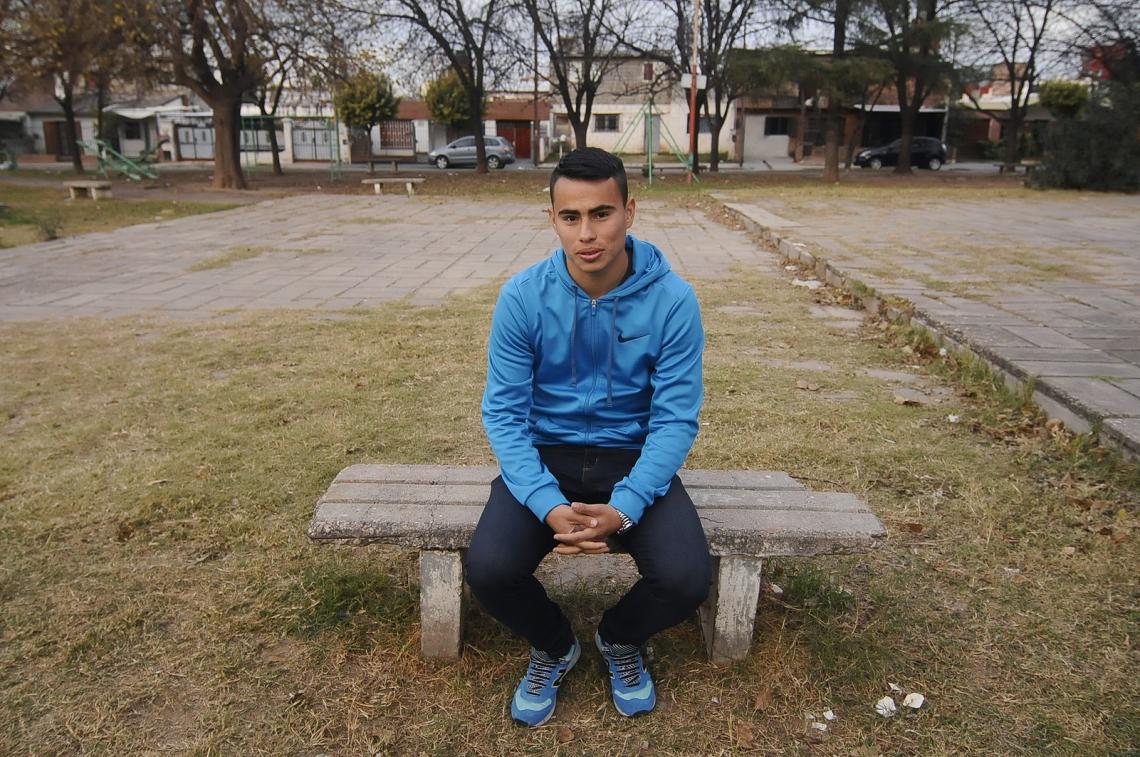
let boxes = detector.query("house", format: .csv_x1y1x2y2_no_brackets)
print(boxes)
733,81,949,163
548,55,735,159
0,79,98,164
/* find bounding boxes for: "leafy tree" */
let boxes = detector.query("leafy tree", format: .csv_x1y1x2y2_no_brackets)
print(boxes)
856,0,958,173
6,0,129,172
424,68,474,126
1038,79,1087,117
334,69,400,131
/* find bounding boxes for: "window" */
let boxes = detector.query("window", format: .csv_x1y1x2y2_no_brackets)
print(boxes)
595,114,620,132
643,63,655,81
685,117,712,134
454,137,475,148
764,117,790,136
123,122,142,140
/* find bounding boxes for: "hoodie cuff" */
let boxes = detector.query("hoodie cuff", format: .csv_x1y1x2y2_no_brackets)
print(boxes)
526,485,569,523
609,488,649,525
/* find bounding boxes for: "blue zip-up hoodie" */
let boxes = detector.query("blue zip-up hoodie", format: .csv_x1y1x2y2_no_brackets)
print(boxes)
482,234,704,525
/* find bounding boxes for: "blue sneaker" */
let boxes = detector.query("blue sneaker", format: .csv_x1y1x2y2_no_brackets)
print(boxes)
510,638,581,727
595,632,656,717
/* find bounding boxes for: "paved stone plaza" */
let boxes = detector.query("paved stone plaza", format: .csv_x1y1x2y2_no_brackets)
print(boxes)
717,190,1140,455
2,187,1138,454
0,194,762,318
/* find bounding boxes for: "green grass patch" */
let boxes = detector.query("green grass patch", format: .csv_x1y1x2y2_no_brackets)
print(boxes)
0,184,237,248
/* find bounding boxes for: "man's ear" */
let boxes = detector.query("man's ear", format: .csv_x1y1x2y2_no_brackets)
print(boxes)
625,197,636,229
546,206,555,227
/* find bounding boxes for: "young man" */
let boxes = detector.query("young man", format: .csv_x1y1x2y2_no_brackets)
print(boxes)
466,147,710,727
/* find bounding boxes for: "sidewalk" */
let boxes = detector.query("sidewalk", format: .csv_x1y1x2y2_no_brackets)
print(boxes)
715,192,1140,459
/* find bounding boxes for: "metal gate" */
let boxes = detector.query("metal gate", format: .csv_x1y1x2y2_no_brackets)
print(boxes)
378,120,415,150
291,123,335,161
175,124,214,160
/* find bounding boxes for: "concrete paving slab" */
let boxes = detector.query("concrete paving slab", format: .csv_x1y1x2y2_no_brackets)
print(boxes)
721,191,1140,458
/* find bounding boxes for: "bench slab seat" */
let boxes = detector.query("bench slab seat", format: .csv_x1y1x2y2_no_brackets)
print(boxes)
63,179,113,200
309,464,885,662
361,177,425,197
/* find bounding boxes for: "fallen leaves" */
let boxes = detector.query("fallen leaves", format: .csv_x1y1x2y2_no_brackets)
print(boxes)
555,725,573,744
796,379,822,392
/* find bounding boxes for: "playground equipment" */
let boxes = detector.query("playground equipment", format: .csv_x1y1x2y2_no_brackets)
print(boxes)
78,138,161,181
610,95,695,185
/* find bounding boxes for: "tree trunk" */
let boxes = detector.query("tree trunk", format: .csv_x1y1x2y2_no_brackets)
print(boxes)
708,115,721,172
267,118,283,175
471,105,487,174
823,97,841,182
894,77,915,175
58,86,84,174
1004,111,1021,168
212,98,247,190
572,116,588,149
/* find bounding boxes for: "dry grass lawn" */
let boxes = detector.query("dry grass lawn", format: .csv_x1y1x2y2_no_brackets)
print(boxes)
0,201,1136,754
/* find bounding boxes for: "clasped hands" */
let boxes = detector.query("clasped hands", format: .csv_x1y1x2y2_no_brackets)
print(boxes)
545,502,623,555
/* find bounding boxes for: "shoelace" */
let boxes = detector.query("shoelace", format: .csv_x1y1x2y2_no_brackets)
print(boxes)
607,643,643,688
525,651,558,696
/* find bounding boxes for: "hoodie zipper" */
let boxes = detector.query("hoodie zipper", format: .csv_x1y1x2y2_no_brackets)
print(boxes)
583,298,599,442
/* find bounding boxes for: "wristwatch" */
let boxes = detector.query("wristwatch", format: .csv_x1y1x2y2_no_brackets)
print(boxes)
615,510,634,534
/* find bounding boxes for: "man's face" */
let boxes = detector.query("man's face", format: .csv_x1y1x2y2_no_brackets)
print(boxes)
548,176,636,296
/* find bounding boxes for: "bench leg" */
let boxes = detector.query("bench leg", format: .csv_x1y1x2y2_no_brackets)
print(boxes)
68,187,79,201
698,555,763,663
91,188,111,200
420,550,465,659
373,183,382,195
405,181,415,197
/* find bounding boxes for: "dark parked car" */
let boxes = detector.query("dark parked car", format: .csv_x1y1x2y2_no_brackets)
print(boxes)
855,137,947,170
428,136,516,169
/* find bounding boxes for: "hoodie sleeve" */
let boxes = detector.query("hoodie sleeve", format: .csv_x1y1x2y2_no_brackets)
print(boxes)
609,286,704,523
482,279,568,523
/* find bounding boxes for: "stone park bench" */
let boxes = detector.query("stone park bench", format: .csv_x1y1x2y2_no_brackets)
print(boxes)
362,177,426,197
63,179,113,200
308,464,885,662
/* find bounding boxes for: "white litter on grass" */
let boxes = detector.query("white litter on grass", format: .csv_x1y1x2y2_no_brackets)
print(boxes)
939,347,948,357
904,693,926,709
823,709,837,721
811,722,828,732
888,682,903,694
947,414,960,423
874,696,897,717
792,278,823,290
768,583,784,595
785,265,798,271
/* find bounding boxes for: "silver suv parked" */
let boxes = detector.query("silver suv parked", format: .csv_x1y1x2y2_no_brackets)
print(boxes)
429,136,516,169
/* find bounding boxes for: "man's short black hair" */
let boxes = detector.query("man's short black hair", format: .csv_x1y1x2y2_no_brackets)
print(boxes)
548,147,628,205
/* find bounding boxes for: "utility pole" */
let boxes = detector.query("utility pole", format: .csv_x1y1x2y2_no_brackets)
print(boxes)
686,0,701,183
533,22,540,165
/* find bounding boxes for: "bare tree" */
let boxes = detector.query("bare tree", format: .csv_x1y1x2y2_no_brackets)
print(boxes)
141,0,273,189
616,0,764,172
363,0,507,173
514,0,633,148
963,0,1063,169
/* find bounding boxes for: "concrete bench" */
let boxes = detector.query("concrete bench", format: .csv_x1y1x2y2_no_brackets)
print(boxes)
63,179,113,200
362,177,425,197
308,464,885,662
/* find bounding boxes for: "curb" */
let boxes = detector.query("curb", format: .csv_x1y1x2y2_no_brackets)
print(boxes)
718,201,1139,462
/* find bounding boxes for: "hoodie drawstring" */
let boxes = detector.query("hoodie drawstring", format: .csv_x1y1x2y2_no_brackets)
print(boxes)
607,296,620,408
569,297,577,387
